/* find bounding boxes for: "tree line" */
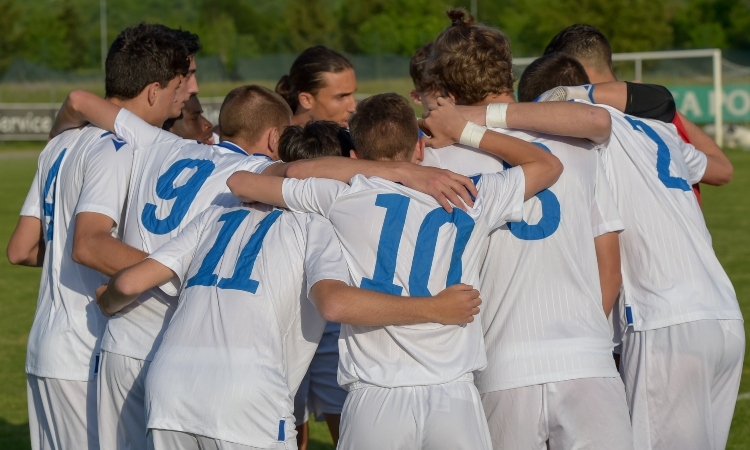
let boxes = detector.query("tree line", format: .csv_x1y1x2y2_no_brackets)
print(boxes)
1,0,749,74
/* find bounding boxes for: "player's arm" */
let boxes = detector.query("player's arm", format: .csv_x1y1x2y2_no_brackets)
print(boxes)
454,101,611,144
674,112,732,185
421,98,563,200
49,91,121,139
261,157,477,213
227,173,287,207
309,281,481,326
97,259,175,317
72,213,148,276
7,216,45,267
594,232,622,317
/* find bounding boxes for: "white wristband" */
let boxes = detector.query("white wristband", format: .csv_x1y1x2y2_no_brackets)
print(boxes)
459,121,487,148
486,103,509,128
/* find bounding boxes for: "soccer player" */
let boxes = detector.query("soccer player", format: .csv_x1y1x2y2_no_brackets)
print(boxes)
162,94,215,144
6,24,190,450
409,41,440,107
276,46,357,128
527,51,743,450
421,9,635,449
227,92,563,450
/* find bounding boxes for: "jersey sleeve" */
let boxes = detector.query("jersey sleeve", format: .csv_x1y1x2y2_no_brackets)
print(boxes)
591,153,625,237
20,170,42,219
148,212,205,287
237,155,279,175
282,177,349,217
114,109,179,151
74,138,134,225
477,166,526,230
676,139,708,185
304,215,351,296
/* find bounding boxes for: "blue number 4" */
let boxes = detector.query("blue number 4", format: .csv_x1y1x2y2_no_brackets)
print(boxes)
625,116,690,191
186,209,282,293
43,150,67,241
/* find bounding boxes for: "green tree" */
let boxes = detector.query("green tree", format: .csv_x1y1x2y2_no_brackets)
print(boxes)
672,0,750,49
0,0,22,72
282,0,340,52
57,0,89,69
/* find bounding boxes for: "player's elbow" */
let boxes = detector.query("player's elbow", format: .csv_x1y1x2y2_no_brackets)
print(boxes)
227,171,253,201
71,240,94,267
547,154,564,186
706,160,733,186
310,281,348,322
6,242,30,266
112,272,141,298
589,108,612,144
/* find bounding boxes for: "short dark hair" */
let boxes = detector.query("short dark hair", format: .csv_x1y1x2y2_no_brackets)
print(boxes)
348,93,417,161
105,23,191,100
409,42,438,94
279,121,350,162
543,24,613,74
429,8,514,105
170,28,201,57
276,46,353,112
518,53,591,102
220,85,292,145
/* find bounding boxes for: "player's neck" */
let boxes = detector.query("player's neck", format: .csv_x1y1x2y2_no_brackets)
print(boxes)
226,138,273,159
470,93,516,106
291,110,312,126
587,70,617,84
107,96,164,127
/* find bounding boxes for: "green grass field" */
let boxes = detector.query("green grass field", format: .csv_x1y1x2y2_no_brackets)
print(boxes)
0,149,748,449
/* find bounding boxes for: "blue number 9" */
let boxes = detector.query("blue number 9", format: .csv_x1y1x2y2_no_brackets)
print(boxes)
142,158,215,235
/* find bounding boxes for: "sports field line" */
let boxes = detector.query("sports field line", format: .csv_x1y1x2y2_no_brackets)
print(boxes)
0,150,41,159
737,392,750,401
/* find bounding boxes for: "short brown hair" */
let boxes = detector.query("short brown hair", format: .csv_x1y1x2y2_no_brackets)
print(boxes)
429,8,514,105
409,42,438,94
543,25,613,75
518,53,591,102
348,93,417,161
219,85,292,145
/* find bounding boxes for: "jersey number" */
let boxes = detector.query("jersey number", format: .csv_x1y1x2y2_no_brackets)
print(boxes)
43,150,67,241
142,158,215,235
361,193,475,296
186,209,281,293
625,116,690,191
503,143,561,241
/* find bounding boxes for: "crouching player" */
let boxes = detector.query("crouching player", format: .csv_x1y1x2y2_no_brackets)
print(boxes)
227,93,562,450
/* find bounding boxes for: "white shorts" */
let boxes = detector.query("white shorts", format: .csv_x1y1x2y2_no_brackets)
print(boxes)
481,377,633,450
620,319,745,450
97,350,151,450
338,375,491,450
148,429,295,450
293,333,347,426
27,374,98,450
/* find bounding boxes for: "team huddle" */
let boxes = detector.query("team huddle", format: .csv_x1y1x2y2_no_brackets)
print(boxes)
7,7,744,450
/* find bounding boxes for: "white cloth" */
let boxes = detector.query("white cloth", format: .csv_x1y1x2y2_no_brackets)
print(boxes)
27,374,98,450
338,376,491,450
282,169,526,388
480,377,633,450
101,109,277,362
620,319,745,450
144,205,348,448
148,429,294,450
97,350,150,450
423,130,623,393
22,126,132,381
592,102,742,332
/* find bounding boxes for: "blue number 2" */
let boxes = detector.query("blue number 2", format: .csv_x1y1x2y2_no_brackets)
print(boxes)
503,143,561,241
142,158,215,235
361,193,475,296
625,116,690,191
186,209,282,293
43,150,67,241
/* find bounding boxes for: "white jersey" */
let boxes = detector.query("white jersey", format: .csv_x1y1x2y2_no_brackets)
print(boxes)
21,126,133,381
100,109,276,361
145,204,348,448
423,129,624,393
594,103,741,331
282,170,526,388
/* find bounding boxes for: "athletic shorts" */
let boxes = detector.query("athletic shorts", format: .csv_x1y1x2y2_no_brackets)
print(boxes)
481,377,633,450
27,374,98,450
97,350,151,450
620,319,745,450
148,429,295,450
293,332,347,426
338,374,491,450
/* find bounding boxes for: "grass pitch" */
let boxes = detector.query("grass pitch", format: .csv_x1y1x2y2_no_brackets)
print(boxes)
0,149,749,449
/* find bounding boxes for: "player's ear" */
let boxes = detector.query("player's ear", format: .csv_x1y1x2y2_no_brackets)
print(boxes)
350,149,361,160
146,82,160,106
298,92,314,111
409,90,423,106
268,127,280,158
411,138,425,164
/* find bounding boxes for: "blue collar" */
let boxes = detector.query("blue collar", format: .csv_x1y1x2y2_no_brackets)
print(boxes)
217,141,273,161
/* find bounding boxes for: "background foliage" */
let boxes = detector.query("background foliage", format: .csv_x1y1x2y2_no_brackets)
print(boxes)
2,0,750,74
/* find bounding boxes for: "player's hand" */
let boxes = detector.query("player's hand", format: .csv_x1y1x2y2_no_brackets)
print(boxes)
430,283,481,325
397,163,476,212
534,85,594,103
95,284,116,317
418,97,468,149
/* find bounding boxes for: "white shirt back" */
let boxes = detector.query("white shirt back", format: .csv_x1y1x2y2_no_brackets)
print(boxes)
101,110,276,360
595,103,741,332
145,204,348,447
282,170,526,388
423,129,624,393
21,126,133,380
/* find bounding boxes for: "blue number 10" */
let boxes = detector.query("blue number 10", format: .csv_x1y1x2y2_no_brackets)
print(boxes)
361,193,475,296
